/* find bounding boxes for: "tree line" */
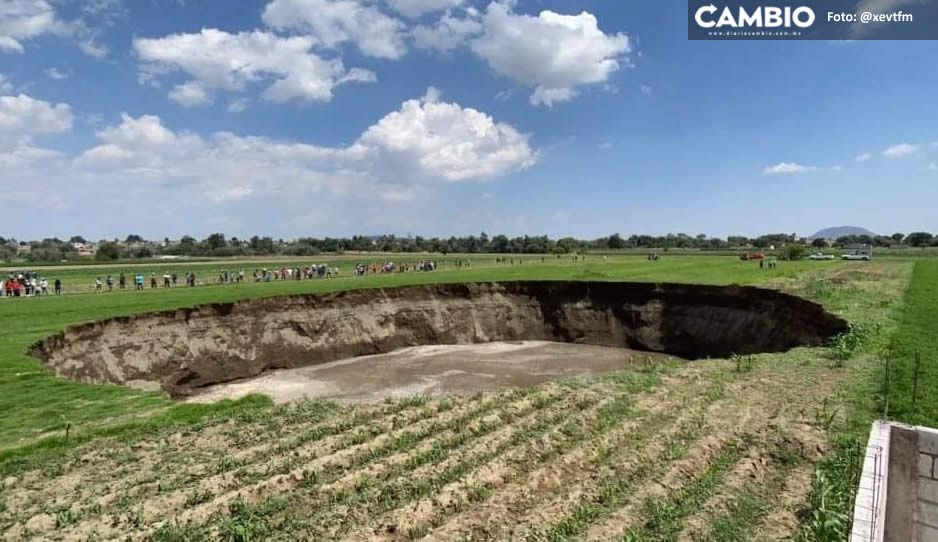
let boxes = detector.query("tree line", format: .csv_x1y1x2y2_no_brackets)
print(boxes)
1,231,937,263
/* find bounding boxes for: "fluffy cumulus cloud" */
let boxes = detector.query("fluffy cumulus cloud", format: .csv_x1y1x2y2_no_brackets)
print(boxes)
763,162,816,174
357,87,536,181
0,93,72,199
133,29,376,105
0,0,112,57
882,142,919,158
262,0,407,59
0,93,73,138
62,90,535,205
168,82,212,107
0,0,64,52
387,0,464,18
412,10,482,52
470,3,631,107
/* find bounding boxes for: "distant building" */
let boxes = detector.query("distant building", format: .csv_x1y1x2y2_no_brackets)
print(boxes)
72,242,97,257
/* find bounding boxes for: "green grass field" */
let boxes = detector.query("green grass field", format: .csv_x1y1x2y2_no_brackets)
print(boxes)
0,254,827,449
1,253,935,541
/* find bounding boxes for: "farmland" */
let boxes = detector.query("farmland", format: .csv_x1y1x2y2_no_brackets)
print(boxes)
0,254,932,540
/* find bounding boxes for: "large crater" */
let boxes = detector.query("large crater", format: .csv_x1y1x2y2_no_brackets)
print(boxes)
31,281,848,397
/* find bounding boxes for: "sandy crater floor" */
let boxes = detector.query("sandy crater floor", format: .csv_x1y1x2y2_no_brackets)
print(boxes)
188,341,673,404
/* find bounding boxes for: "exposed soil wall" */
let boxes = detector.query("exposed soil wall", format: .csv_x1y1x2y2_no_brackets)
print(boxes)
31,281,848,397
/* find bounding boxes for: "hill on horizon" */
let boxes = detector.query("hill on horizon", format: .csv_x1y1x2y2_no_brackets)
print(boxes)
809,226,877,240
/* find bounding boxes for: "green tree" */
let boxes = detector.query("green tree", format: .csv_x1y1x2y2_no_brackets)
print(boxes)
95,242,120,261
204,233,227,251
607,233,626,250
780,244,808,261
907,232,934,248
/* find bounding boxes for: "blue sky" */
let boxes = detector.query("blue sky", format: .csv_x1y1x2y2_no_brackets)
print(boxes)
1,0,936,241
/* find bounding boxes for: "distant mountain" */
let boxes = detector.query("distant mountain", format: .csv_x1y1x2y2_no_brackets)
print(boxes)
809,226,877,240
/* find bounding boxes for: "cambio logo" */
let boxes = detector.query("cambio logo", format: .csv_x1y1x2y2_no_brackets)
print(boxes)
695,4,816,29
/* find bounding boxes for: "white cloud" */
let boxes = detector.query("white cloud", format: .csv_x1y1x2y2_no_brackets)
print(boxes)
530,87,575,108
134,29,376,104
0,36,22,52
470,3,630,107
387,0,464,18
227,98,249,113
855,152,871,162
78,38,108,58
928,162,937,171
640,84,652,95
168,81,212,107
763,162,817,175
0,93,72,189
0,93,73,139
262,0,407,59
0,73,12,93
882,142,919,158
357,90,537,181
70,90,535,203
0,0,64,53
0,0,110,57
2,91,535,225
44,67,69,80
412,11,482,52
832,165,843,171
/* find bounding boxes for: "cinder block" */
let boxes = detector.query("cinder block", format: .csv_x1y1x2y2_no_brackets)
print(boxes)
919,428,938,456
917,522,938,542
922,479,938,504
917,500,938,528
922,454,936,478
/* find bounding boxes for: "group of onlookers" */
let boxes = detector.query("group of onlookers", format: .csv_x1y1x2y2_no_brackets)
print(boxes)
2,272,62,297
94,272,199,292
4,260,443,299
355,261,437,275
255,265,339,282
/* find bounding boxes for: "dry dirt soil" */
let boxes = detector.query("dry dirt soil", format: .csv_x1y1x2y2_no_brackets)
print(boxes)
0,265,909,541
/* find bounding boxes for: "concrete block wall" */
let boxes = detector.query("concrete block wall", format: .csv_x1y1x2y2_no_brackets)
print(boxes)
852,422,938,542
917,428,938,541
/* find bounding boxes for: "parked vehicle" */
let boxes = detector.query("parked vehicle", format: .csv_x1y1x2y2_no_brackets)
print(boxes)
842,253,871,261
841,244,873,261
809,253,836,261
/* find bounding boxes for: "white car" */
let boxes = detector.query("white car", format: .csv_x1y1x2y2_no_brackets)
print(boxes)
842,253,871,261
809,253,836,261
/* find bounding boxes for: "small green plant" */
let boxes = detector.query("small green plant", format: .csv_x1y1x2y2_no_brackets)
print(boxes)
813,398,840,430
797,471,851,542
732,354,755,373
829,323,875,366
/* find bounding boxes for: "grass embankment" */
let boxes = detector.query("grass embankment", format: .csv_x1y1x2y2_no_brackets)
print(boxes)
793,261,938,541
0,255,824,450
0,257,922,541
884,260,938,426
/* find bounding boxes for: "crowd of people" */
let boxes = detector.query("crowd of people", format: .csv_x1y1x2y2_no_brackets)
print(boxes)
1,260,448,299
2,272,62,297
355,261,437,275
93,271,200,292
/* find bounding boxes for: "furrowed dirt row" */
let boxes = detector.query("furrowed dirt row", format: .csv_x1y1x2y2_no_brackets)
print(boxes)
2,340,845,542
